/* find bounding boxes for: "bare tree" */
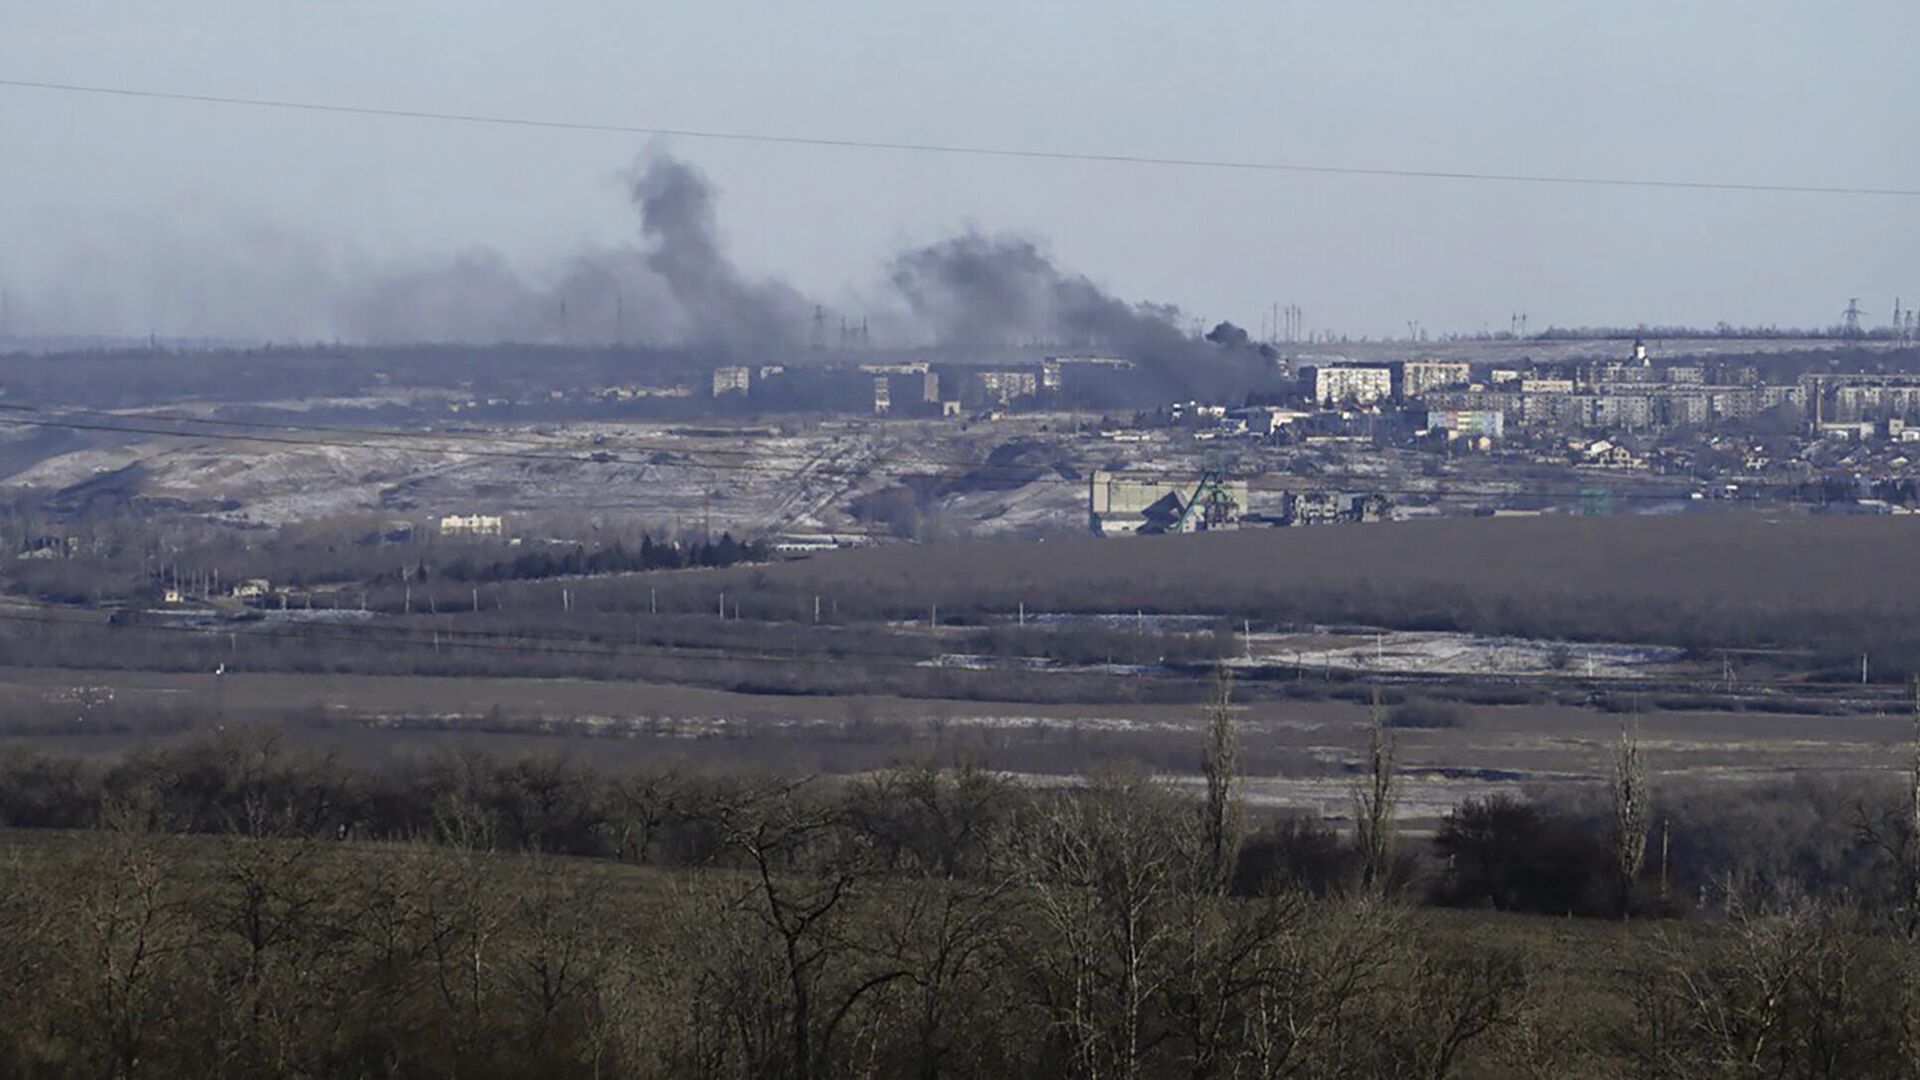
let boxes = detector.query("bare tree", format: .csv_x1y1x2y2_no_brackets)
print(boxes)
1011,770,1193,1079
1385,949,1527,1080
1201,665,1245,895
871,870,1019,1080
201,807,339,1076
1610,720,1651,918
713,778,908,1080
611,767,685,864
1353,691,1399,894
1632,900,1883,1078
1238,897,1405,1078
70,810,191,1080
502,852,608,1056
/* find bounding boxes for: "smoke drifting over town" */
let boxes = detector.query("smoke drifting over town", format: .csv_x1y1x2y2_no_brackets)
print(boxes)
628,155,811,351
7,150,1213,369
887,232,1191,356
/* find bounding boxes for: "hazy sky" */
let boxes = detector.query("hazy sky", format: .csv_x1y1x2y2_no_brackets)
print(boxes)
1,1,1915,342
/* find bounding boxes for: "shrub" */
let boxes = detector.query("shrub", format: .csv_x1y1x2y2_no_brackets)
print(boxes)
1384,699,1468,729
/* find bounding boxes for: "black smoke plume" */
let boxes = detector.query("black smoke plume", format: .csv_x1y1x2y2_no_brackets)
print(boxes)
12,149,1269,394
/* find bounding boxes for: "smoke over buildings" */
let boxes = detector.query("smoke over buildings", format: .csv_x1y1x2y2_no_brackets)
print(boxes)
628,155,809,350
6,149,1243,389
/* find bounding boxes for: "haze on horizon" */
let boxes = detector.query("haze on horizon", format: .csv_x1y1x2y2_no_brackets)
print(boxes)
0,1,1914,345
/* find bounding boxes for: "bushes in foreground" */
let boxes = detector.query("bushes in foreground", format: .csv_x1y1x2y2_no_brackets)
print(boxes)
4,726,1920,1076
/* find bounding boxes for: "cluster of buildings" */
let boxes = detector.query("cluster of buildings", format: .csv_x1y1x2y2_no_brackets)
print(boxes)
439,513,505,538
1088,471,1249,536
1086,470,1389,536
1291,342,1920,452
711,355,1135,416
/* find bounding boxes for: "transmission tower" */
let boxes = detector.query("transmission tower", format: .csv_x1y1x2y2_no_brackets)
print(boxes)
1843,298,1864,339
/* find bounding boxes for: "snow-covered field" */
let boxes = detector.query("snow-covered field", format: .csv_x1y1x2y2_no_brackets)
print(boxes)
0,412,1141,539
1240,629,1686,679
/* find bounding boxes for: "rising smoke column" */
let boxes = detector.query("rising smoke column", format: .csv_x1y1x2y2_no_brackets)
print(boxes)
886,230,1244,395
628,154,809,351
19,144,1250,386
334,153,808,347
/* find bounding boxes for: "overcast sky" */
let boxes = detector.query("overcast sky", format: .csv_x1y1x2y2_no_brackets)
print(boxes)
1,1,1914,342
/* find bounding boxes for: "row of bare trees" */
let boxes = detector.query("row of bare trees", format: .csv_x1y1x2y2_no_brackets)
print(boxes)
0,758,1535,1080
9,684,1920,1076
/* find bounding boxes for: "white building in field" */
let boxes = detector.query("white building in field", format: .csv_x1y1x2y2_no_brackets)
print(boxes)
440,514,504,538
711,365,752,397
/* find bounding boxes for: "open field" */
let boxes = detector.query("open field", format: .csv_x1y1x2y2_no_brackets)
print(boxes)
0,510,1915,825
2,662,1909,826
617,511,1920,669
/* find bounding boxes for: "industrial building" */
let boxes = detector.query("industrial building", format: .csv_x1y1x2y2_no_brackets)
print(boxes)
1088,470,1247,536
1282,490,1391,526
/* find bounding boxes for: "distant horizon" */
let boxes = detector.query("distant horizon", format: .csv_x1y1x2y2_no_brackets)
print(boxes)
0,323,1910,356
4,4,1915,342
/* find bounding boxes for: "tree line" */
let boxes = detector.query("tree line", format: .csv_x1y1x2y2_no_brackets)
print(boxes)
428,533,769,584
8,687,1920,1075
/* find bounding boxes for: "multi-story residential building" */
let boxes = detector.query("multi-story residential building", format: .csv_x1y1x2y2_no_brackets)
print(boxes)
1426,408,1505,440
1396,360,1472,399
976,368,1039,405
1305,364,1394,406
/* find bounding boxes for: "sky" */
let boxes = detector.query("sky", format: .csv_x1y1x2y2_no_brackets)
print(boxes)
0,1,1914,343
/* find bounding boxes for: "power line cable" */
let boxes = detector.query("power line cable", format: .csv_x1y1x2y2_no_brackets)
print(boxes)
2,77,1916,199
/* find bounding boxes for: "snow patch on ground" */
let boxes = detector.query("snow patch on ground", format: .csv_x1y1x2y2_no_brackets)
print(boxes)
1238,629,1685,679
